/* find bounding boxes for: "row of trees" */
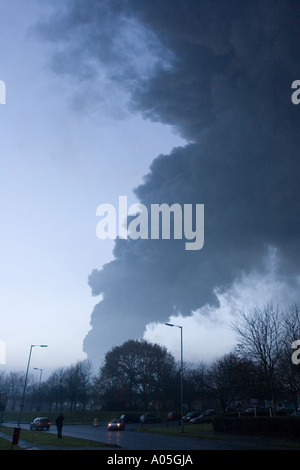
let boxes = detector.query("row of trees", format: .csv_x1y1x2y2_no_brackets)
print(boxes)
1,302,300,414
0,360,93,412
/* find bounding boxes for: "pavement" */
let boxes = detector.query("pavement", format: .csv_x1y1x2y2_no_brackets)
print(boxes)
0,430,46,450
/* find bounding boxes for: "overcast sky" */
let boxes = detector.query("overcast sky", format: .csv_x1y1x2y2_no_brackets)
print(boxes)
1,0,300,378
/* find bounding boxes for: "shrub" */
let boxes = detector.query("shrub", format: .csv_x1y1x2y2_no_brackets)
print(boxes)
212,416,300,438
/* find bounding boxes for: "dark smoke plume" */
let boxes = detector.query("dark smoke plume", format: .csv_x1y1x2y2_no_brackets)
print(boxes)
38,1,300,367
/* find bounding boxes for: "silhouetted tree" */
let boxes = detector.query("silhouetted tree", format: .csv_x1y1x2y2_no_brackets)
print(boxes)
232,302,285,413
96,339,177,410
65,360,93,410
205,352,252,412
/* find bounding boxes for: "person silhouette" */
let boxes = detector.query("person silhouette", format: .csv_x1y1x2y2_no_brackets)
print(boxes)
55,413,64,439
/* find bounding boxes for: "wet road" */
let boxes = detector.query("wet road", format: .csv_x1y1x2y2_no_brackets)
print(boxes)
47,422,293,450
4,421,295,451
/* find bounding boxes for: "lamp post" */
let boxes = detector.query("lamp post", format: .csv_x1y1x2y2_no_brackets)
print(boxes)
165,323,184,432
18,345,48,427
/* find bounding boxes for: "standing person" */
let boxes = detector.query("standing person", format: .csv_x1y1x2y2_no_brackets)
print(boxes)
55,413,64,439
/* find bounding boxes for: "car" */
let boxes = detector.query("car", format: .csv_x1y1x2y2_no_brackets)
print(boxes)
205,409,216,415
290,411,300,417
120,413,140,423
244,407,269,416
30,417,51,431
183,411,201,423
167,411,181,422
190,409,216,424
108,418,125,431
139,413,161,424
190,413,212,424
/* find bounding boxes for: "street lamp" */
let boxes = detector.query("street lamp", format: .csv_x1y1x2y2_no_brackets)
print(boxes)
165,323,184,432
18,345,48,427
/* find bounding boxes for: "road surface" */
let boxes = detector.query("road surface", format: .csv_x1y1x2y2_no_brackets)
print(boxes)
47,422,294,450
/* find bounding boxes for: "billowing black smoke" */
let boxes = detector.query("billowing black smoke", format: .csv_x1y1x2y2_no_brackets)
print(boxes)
38,0,300,368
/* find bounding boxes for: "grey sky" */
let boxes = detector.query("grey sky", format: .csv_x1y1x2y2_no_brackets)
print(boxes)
0,1,183,374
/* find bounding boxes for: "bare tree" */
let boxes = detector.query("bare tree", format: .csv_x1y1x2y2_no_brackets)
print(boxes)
4,371,25,410
45,367,67,411
183,362,208,410
232,302,284,413
65,360,93,410
282,303,300,343
205,352,256,412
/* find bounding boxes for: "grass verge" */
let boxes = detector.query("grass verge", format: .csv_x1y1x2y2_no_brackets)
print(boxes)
137,423,226,440
136,423,300,449
0,436,22,450
0,426,119,449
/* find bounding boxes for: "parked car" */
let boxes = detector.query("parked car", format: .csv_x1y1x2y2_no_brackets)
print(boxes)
290,411,300,417
120,413,140,423
190,409,216,424
140,413,161,424
190,414,211,424
205,409,216,415
167,411,181,422
108,418,125,431
244,407,270,416
183,411,201,423
30,417,51,431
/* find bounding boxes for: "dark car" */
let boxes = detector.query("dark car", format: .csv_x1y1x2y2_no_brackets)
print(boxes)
167,411,181,422
244,407,270,416
30,417,51,431
120,413,140,423
140,413,161,424
190,409,216,424
108,418,125,431
190,413,212,424
183,411,201,423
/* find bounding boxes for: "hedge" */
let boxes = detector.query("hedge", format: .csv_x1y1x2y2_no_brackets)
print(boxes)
212,415,300,438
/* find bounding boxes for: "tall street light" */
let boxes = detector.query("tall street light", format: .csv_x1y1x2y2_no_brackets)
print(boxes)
165,323,184,433
18,345,48,427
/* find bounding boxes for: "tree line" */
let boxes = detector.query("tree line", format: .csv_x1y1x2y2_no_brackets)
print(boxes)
1,302,300,414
